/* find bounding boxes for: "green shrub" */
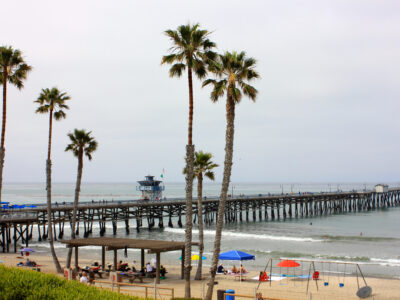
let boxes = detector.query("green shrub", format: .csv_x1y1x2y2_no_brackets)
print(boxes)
0,265,143,300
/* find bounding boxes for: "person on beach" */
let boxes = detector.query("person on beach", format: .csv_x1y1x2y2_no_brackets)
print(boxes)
231,265,238,273
259,271,268,281
88,270,95,285
80,272,89,284
217,264,227,274
240,264,247,273
160,265,167,278
146,262,154,273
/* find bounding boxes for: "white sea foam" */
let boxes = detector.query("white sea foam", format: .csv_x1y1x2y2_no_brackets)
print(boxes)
164,228,321,243
371,258,400,267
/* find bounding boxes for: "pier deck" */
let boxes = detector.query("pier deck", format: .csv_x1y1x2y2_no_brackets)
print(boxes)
1,188,399,252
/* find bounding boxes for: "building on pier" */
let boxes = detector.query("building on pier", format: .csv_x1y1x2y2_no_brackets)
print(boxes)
136,175,164,201
375,184,389,193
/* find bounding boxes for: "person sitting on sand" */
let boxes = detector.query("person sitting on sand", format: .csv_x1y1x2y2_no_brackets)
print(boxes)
240,264,247,273
217,264,227,274
231,265,238,274
259,271,268,281
26,258,37,267
80,272,89,284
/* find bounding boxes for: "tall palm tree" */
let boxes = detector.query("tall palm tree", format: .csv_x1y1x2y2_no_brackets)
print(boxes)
161,23,216,298
203,51,259,299
184,151,218,280
35,87,70,273
0,46,31,201
65,129,97,268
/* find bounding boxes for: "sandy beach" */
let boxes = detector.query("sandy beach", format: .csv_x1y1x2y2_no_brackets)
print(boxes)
1,251,399,299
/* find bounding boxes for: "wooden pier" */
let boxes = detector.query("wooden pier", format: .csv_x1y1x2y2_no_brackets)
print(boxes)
1,189,399,252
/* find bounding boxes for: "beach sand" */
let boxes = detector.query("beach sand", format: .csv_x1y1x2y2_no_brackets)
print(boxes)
1,252,399,299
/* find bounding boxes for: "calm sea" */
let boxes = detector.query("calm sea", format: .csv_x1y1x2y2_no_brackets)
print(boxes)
3,182,400,278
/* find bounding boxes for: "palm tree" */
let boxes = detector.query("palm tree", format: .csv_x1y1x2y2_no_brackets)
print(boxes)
35,87,70,273
184,151,218,280
203,51,259,299
0,46,31,201
161,23,216,298
65,129,97,268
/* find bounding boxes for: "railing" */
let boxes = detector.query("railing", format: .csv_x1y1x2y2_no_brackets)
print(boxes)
224,292,286,300
93,280,174,299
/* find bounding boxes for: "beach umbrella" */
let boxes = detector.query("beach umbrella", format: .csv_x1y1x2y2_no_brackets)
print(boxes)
179,254,207,261
191,254,206,261
21,248,35,253
219,250,255,261
277,260,300,268
219,250,255,282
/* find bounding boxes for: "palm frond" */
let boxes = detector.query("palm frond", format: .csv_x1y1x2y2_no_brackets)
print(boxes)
169,63,186,77
239,81,257,101
35,87,71,117
54,110,66,120
162,23,216,81
65,129,98,161
192,150,218,181
210,80,226,102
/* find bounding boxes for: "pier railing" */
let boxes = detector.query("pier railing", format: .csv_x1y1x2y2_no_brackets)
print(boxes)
1,188,399,252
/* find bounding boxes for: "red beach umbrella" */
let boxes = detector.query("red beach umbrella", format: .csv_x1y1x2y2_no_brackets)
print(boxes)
277,259,300,268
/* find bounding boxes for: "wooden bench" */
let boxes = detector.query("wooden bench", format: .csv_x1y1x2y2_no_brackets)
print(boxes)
128,273,144,283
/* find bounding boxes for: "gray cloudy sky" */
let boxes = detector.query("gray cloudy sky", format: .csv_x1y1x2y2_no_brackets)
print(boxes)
1,0,400,183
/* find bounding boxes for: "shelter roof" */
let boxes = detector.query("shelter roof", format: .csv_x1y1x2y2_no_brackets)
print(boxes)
60,237,198,253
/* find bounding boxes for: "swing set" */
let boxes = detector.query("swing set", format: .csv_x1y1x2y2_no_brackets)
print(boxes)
257,258,372,298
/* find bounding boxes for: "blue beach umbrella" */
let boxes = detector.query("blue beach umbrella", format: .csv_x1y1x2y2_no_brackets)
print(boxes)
219,250,255,282
219,250,255,261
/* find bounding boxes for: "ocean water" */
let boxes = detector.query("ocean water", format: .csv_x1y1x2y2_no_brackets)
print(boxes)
3,182,400,278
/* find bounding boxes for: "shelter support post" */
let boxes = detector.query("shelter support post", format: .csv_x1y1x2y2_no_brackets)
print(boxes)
74,246,79,269
101,246,105,271
181,248,184,279
141,249,145,270
113,249,117,271
26,223,29,247
13,226,16,253
156,252,161,284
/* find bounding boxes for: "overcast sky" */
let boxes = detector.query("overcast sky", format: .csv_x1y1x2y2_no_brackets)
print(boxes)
1,0,400,183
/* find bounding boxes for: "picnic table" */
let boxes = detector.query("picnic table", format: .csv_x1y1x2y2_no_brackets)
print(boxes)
120,272,145,283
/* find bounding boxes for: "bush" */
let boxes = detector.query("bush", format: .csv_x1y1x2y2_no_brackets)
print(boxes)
0,265,142,300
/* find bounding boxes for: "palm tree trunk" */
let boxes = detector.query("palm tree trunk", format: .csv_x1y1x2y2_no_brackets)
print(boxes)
195,173,204,280
0,70,7,202
205,96,235,300
46,111,62,273
188,66,194,146
184,66,195,298
46,159,62,272
66,150,83,268
184,144,194,298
